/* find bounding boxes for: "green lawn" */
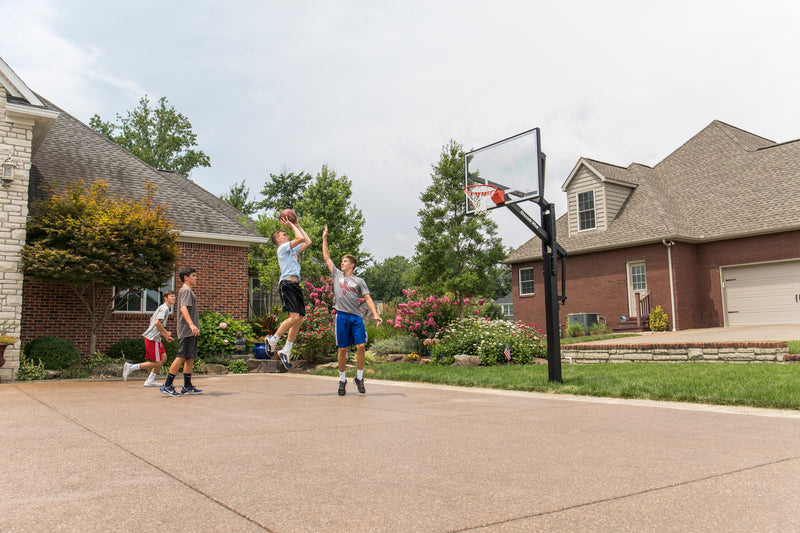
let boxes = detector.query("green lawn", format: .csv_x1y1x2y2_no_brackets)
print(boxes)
314,361,800,410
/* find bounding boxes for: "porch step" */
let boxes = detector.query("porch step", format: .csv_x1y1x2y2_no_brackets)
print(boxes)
614,322,649,333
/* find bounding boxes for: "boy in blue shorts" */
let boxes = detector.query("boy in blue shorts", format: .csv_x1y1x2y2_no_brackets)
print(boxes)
322,225,382,395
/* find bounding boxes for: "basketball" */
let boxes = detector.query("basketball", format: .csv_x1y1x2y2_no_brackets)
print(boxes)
280,208,298,223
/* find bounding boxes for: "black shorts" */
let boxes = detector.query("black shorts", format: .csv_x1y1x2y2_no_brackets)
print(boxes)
279,279,306,316
177,335,198,360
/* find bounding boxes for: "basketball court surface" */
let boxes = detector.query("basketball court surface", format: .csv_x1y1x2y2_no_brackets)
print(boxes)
3,368,800,531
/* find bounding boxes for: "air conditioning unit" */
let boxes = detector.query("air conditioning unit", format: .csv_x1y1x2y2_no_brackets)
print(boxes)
568,313,599,333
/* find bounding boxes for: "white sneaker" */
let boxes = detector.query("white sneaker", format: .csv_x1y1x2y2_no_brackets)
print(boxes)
144,380,163,387
122,362,132,381
266,335,278,352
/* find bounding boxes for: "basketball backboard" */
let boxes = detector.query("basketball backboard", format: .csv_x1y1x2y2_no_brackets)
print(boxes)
464,127,543,214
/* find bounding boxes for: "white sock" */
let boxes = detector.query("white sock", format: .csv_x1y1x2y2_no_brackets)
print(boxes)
147,371,158,381
339,371,346,382
130,363,140,371
357,369,364,380
284,340,293,353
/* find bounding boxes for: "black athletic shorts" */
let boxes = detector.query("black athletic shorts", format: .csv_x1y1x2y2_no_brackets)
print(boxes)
177,335,198,360
279,279,306,316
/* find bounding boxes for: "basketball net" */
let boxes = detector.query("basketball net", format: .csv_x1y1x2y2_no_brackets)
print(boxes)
464,184,501,215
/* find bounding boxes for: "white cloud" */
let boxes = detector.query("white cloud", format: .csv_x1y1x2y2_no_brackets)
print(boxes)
3,0,800,260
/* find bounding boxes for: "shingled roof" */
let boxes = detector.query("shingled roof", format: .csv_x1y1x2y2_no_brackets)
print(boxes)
28,97,267,245
506,120,800,263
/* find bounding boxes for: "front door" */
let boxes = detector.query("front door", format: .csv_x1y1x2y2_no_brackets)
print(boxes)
626,261,647,317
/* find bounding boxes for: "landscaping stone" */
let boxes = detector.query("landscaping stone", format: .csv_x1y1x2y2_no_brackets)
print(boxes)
386,354,405,362
247,359,283,373
452,355,480,367
203,363,227,375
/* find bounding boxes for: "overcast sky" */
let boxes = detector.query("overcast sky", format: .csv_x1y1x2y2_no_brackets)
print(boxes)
2,0,799,262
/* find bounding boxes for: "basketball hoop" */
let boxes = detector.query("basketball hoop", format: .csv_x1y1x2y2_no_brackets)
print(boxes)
464,184,504,215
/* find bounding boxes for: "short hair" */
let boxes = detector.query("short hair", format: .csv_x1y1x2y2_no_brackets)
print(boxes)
342,254,358,268
271,230,286,246
162,290,175,300
178,267,196,282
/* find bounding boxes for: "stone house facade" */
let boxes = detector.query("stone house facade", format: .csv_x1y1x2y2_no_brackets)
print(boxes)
506,121,800,333
0,57,267,380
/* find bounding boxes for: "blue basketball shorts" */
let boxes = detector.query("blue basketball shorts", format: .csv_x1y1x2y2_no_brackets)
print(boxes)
335,311,367,348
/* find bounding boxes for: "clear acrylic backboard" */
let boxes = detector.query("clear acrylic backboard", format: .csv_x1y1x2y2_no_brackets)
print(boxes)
464,127,543,214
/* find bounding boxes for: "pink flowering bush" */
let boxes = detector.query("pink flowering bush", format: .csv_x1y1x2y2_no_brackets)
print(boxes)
293,277,337,364
392,288,498,342
198,311,254,356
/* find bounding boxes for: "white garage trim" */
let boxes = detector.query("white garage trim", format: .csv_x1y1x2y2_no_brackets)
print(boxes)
721,259,800,326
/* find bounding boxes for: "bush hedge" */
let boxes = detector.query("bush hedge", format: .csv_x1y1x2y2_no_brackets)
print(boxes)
430,318,545,366
23,336,81,370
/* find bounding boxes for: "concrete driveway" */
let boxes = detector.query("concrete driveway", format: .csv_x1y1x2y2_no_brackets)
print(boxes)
2,373,800,532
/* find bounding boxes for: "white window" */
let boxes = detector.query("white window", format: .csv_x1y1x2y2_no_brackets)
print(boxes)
500,303,513,319
519,267,535,295
577,190,596,230
115,278,174,313
631,264,647,291
249,276,272,316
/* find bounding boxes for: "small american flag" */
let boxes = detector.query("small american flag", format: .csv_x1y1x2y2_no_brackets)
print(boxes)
504,343,511,362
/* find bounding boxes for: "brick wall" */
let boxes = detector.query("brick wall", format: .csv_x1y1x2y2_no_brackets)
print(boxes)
511,231,800,332
0,86,34,381
20,241,251,355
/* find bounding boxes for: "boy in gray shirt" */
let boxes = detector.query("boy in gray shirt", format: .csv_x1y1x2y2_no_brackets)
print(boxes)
322,225,382,396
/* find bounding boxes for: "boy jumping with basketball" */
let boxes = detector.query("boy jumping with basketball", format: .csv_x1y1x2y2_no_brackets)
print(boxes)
322,225,382,395
123,290,176,386
265,214,312,369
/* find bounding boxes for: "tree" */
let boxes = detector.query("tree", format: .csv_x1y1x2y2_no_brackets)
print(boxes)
488,261,513,300
413,140,508,316
20,180,179,356
259,170,312,212
89,95,210,176
295,165,370,278
362,255,417,303
221,180,259,215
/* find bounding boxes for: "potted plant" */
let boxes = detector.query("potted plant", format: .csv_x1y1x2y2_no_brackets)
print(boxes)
0,331,18,370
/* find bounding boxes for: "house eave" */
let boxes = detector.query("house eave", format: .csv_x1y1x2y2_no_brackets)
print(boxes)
504,225,800,264
4,102,59,156
178,231,269,247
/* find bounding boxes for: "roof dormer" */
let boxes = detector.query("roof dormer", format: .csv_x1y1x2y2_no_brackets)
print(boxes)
562,158,638,237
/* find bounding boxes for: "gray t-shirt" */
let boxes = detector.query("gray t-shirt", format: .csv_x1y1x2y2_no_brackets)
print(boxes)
331,266,370,316
142,303,171,342
176,285,198,339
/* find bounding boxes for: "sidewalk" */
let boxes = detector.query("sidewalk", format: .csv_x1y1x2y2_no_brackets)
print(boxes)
3,373,800,532
589,324,800,345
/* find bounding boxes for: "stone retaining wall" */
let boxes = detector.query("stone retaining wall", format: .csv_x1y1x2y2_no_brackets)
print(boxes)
561,342,788,363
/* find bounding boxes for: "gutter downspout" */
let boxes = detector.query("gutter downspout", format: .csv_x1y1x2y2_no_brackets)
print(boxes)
662,239,677,331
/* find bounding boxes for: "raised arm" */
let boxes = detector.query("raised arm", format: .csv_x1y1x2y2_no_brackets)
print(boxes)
284,218,312,253
322,225,335,273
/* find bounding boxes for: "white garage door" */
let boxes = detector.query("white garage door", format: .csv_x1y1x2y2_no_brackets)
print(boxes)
722,260,800,326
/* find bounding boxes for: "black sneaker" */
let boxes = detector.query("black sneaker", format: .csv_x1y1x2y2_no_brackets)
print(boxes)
160,384,182,397
181,385,203,395
354,377,366,394
338,380,346,396
278,350,292,369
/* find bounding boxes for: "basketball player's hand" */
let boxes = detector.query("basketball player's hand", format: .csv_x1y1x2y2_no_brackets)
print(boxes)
374,317,383,326
323,225,328,238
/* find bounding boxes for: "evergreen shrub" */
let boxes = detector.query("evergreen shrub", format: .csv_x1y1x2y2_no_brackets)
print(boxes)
23,336,81,370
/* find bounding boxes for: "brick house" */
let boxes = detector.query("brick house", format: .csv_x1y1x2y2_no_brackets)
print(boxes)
506,120,800,333
0,57,267,380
